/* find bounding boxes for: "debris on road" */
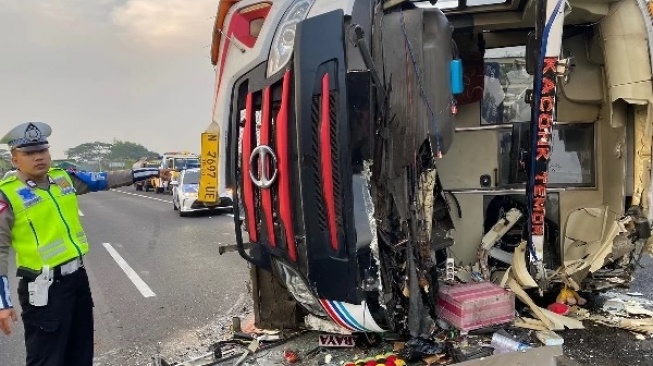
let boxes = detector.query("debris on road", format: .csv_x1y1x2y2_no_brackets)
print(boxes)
584,291,653,338
145,270,653,366
148,249,653,366
535,330,565,346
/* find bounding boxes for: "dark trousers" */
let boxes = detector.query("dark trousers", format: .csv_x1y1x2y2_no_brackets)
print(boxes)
17,268,94,366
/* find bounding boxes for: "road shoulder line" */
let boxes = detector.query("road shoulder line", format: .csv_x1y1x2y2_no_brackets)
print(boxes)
101,242,156,298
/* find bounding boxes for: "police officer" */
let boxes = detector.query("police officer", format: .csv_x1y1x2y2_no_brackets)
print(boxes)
0,122,170,366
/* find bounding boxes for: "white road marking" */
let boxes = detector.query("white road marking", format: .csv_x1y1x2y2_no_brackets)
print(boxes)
102,243,156,298
78,209,84,216
111,189,172,204
226,213,235,217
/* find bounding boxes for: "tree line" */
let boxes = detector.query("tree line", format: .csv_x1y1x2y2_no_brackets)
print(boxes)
0,141,158,173
64,140,159,162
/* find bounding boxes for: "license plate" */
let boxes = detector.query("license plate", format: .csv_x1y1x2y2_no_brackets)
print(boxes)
318,334,356,348
199,131,220,203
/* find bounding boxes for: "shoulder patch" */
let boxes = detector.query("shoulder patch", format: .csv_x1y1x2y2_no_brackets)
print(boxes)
54,176,75,195
0,201,7,214
0,175,17,186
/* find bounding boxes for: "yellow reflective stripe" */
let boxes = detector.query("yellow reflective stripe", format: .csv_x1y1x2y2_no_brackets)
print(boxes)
37,239,64,253
76,232,88,244
39,245,68,261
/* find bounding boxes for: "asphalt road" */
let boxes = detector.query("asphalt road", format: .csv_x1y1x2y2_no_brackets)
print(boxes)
0,186,250,366
561,254,653,366
3,185,653,366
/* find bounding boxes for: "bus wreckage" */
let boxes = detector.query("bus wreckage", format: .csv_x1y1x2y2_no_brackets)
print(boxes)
199,0,653,354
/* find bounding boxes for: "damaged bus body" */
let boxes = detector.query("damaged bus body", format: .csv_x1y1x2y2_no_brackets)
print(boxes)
208,0,653,336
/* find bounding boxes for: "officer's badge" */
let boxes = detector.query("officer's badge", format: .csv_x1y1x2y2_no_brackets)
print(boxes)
54,177,75,195
17,187,41,207
24,123,42,142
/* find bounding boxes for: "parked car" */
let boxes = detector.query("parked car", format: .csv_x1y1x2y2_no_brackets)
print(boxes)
171,168,233,217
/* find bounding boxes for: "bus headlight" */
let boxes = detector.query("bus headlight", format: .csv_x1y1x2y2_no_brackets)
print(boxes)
273,259,327,317
266,0,315,77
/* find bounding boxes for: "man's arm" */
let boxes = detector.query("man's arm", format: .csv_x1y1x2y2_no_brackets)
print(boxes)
67,168,163,195
0,191,17,336
0,192,13,308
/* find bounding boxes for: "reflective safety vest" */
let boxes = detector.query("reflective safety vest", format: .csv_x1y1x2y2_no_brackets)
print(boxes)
0,168,88,272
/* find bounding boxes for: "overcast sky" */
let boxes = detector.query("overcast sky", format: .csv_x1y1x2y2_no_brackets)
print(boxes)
0,0,217,159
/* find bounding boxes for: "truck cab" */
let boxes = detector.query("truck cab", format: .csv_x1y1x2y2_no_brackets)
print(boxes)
155,152,200,194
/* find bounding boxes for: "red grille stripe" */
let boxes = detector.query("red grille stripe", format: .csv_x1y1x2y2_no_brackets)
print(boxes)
277,71,297,262
320,74,338,251
260,87,276,247
243,93,258,242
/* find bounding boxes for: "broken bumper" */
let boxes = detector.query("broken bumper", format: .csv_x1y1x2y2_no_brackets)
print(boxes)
180,195,233,213
273,259,386,333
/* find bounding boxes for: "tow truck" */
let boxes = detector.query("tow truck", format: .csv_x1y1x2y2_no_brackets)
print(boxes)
193,0,653,363
154,151,200,194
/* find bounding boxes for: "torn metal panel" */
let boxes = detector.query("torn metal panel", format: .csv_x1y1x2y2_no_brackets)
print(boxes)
592,315,653,336
559,208,641,291
512,242,539,289
481,208,523,251
361,161,384,304
488,247,514,265
391,174,410,222
478,208,523,281
588,217,631,273
611,234,635,262
563,206,610,261
507,278,557,331
515,317,549,331
635,0,653,216
632,104,653,211
418,169,437,250
601,0,653,112
636,0,653,73
376,7,455,170
407,243,433,338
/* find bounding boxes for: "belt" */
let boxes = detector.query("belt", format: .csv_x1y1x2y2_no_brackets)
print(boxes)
17,258,84,281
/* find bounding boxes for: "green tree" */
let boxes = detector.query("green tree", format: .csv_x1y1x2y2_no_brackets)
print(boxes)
108,140,159,160
65,142,112,162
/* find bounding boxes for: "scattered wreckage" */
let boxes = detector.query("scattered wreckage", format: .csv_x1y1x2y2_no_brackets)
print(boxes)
186,0,653,364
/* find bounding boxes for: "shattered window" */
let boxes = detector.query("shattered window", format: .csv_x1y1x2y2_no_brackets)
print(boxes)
481,46,532,125
498,123,596,187
548,124,595,185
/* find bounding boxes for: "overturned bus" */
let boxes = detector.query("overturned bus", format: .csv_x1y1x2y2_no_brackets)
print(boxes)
204,0,653,336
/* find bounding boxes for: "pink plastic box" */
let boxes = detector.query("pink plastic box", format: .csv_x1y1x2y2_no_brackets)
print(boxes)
435,282,515,331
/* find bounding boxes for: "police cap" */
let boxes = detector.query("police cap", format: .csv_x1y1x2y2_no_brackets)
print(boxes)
0,122,52,152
